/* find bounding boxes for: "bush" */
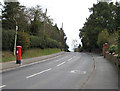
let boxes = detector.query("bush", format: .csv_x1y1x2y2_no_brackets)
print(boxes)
2,30,15,51
108,45,118,54
46,38,60,48
97,29,109,50
30,36,61,49
17,31,30,51
30,36,45,49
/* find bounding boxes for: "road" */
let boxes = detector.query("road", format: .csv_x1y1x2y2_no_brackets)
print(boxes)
1,52,118,89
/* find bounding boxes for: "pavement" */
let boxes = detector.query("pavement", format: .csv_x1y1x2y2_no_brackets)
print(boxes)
1,52,118,89
0,52,65,71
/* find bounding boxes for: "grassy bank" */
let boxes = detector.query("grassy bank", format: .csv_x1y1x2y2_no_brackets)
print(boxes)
2,48,61,62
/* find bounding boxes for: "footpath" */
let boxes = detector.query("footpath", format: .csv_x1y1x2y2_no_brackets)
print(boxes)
0,52,65,71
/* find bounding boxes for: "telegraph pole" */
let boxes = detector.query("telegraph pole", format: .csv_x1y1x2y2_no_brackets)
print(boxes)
61,23,64,51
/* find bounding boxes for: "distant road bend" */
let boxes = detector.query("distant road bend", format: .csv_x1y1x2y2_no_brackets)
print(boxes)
2,52,118,89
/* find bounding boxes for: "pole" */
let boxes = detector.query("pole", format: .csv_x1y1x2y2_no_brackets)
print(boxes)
13,25,18,56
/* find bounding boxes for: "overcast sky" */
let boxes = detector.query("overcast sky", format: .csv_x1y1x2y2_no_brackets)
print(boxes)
2,0,118,51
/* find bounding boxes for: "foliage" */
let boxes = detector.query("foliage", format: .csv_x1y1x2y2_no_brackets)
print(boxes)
108,45,118,54
2,2,28,31
78,44,83,52
79,2,119,51
46,38,58,48
118,30,120,55
30,36,61,49
2,1,69,52
97,29,109,50
108,31,118,46
2,30,15,51
17,31,30,51
30,36,45,49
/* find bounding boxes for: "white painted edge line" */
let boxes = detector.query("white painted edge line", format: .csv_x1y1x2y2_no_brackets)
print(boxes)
57,61,66,67
26,68,52,79
0,85,6,89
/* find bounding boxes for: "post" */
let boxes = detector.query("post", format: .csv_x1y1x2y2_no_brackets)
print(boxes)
14,26,18,56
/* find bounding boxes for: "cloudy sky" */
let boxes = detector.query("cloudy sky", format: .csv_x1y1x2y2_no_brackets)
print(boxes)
2,0,118,51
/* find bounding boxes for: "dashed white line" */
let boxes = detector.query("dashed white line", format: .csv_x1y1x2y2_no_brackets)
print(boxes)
0,85,6,89
57,62,66,67
26,68,52,79
68,58,73,61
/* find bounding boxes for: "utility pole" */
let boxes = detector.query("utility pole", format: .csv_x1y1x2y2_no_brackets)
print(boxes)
61,23,64,51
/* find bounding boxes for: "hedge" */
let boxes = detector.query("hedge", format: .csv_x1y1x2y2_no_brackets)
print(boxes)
30,36,45,49
30,36,61,49
2,30,15,51
2,30,61,51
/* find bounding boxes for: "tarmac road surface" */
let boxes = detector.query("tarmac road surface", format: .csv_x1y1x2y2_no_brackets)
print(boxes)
1,52,118,89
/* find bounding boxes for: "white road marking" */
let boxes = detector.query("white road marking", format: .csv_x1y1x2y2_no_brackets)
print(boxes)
70,70,86,74
26,68,52,79
57,62,66,67
0,85,6,89
68,58,73,61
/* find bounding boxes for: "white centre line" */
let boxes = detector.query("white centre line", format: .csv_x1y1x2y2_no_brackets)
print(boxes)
57,61,66,67
0,85,6,89
68,58,73,61
26,68,52,79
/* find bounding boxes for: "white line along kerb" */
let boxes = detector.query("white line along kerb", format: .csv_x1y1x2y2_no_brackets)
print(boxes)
0,85,6,89
26,68,52,79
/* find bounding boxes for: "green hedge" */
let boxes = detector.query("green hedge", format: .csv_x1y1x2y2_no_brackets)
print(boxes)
30,36,45,49
2,30,61,51
46,38,60,48
2,30,15,51
30,36,61,49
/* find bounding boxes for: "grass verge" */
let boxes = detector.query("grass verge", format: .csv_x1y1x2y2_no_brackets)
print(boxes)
2,48,61,62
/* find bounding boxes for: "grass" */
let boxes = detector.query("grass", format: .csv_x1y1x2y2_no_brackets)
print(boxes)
2,48,62,62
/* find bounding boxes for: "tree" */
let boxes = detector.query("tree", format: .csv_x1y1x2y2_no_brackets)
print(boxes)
79,2,117,50
2,1,28,31
2,2,20,30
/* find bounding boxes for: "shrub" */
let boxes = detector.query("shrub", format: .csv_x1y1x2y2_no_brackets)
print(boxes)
46,38,60,48
97,29,109,50
17,31,30,51
30,36,45,49
108,45,118,54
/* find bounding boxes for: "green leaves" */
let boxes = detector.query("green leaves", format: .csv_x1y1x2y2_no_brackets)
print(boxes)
97,29,109,50
79,2,119,50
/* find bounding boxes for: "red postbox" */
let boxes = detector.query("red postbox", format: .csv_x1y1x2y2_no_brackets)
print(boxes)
16,46,22,64
102,43,108,57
